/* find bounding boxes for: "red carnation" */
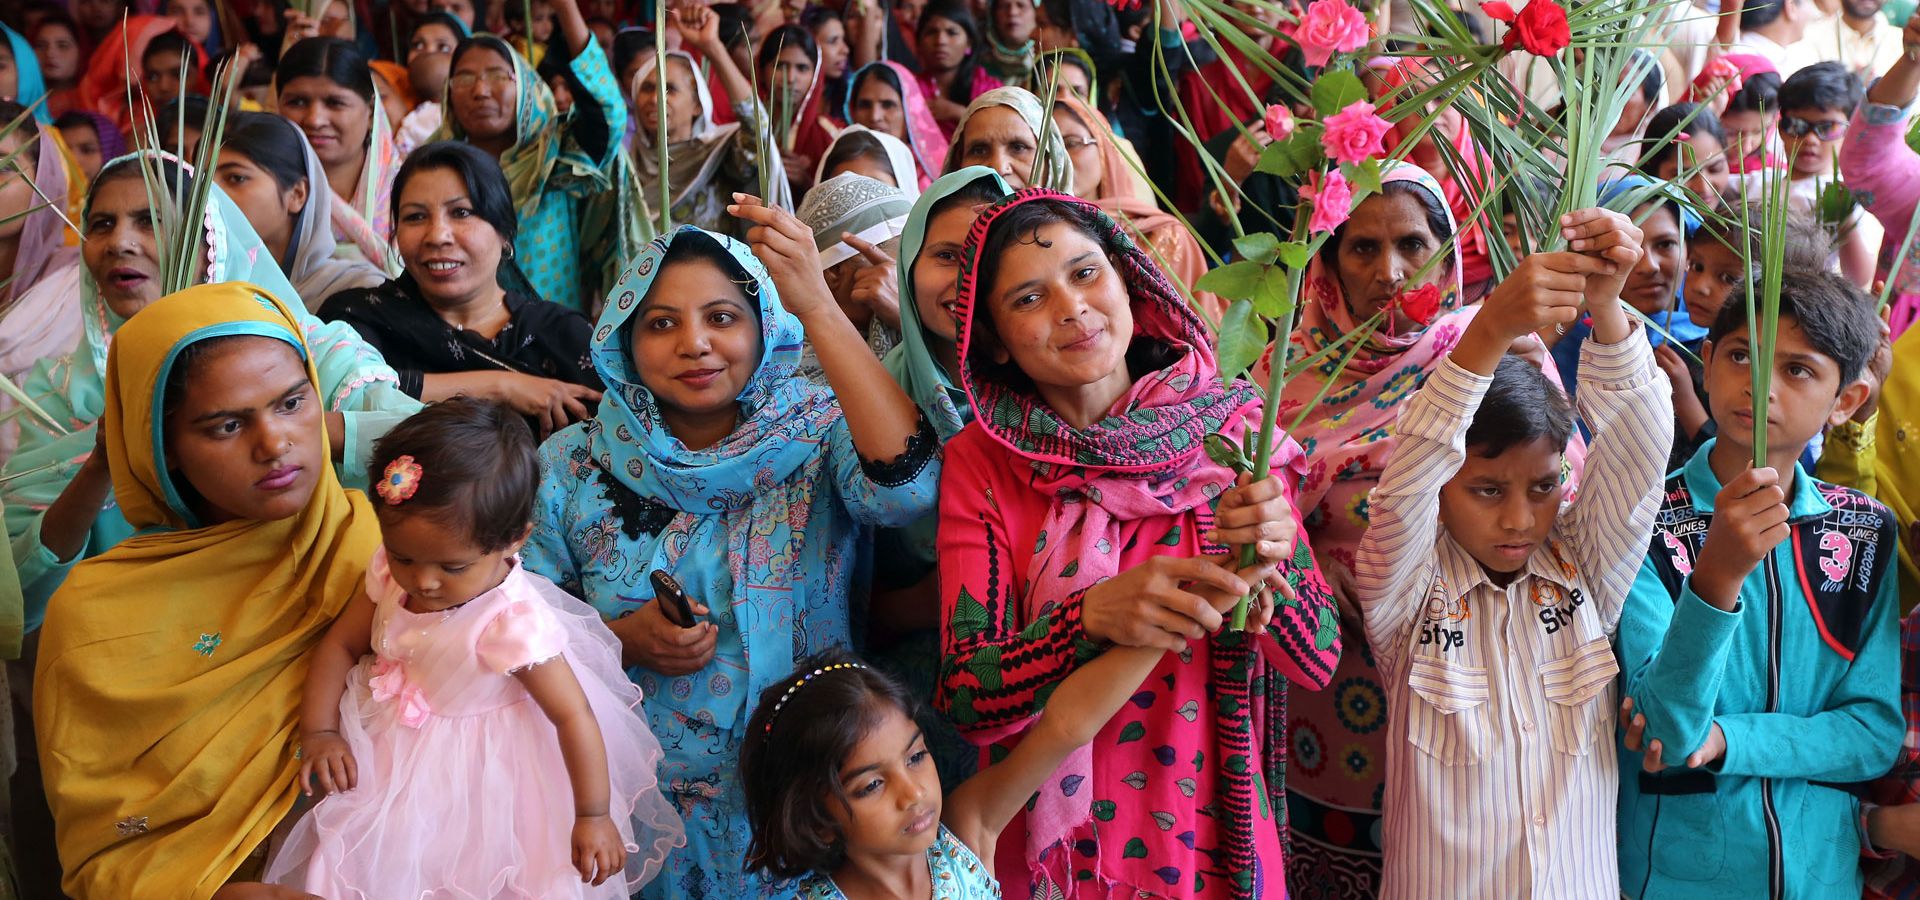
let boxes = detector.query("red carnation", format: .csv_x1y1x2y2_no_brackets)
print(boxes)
1481,0,1570,58
1393,283,1444,326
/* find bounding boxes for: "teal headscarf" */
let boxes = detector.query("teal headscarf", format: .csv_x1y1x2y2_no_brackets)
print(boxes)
2,24,49,124
881,167,1012,440
1599,173,1709,346
586,225,844,729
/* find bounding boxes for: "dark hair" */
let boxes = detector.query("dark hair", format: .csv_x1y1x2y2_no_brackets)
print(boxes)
367,397,539,552
1707,269,1879,383
221,112,310,193
849,61,906,112
53,110,98,138
89,155,191,218
143,30,196,69
1464,355,1575,456
918,0,985,104
448,35,519,89
651,230,759,306
157,94,211,152
800,5,845,33
1639,103,1727,176
411,10,470,44
276,37,376,104
1740,0,1786,30
1778,60,1864,116
211,45,277,88
613,27,656,82
1319,178,1454,267
758,24,820,75
1729,70,1783,115
714,3,757,51
821,130,893,179
741,650,920,880
390,141,520,243
0,101,38,140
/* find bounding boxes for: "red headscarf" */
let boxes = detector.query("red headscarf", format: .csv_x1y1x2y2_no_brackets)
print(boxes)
77,16,207,142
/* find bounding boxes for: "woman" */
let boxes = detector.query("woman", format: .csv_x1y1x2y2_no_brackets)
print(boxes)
935,189,1339,898
0,106,79,464
432,0,643,314
0,23,49,123
915,0,1002,135
215,112,387,310
1268,162,1584,900
29,13,84,120
941,85,1072,192
982,0,1039,85
801,5,851,129
320,142,602,436
523,216,939,898
1,151,416,635
845,60,948,187
1052,92,1221,321
813,124,922,197
35,283,382,897
275,38,402,275
631,4,790,240
757,23,833,193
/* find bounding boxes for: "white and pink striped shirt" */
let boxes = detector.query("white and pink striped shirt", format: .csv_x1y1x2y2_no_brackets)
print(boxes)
1354,333,1672,900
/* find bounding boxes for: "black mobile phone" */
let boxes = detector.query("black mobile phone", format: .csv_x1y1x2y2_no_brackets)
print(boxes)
650,570,699,628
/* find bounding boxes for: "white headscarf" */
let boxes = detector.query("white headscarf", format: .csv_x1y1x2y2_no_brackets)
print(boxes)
286,126,389,310
813,125,922,202
796,172,912,268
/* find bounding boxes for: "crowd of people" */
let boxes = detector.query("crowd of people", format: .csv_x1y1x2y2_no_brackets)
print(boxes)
1,0,1920,897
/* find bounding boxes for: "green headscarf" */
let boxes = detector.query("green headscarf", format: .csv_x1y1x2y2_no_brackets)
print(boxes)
881,166,1013,440
431,35,648,310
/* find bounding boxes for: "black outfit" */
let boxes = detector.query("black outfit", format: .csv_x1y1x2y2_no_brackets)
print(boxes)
319,275,603,401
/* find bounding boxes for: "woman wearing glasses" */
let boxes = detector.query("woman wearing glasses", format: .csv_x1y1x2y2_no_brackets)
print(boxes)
431,0,646,315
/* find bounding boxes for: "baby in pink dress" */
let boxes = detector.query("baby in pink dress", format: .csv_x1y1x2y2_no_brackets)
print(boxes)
266,398,682,898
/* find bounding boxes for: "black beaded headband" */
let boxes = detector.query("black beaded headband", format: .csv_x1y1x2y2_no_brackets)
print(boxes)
763,662,867,733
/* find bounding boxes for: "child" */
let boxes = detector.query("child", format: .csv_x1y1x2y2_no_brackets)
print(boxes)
140,30,197,108
1617,270,1902,898
1778,61,1877,286
740,633,1255,898
1356,208,1673,900
1640,103,1733,211
265,398,684,898
1721,56,1783,175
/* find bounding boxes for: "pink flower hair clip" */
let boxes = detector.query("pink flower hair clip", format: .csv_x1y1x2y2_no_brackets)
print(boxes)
376,455,424,505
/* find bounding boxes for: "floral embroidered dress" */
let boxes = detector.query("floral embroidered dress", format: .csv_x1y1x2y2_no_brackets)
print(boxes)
264,550,683,898
793,826,1001,899
523,227,941,900
935,191,1341,900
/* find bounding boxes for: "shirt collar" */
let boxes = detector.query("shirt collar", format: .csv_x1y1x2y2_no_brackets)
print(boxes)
1433,529,1580,604
1681,437,1832,520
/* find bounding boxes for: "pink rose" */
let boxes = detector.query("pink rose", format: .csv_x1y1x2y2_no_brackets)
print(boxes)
1263,104,1297,142
1320,101,1392,164
1295,0,1371,68
1302,171,1354,234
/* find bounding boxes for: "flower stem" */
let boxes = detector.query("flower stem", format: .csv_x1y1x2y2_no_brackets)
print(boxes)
1231,267,1301,630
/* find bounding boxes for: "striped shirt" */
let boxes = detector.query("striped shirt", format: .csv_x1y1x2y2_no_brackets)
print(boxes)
1355,333,1673,900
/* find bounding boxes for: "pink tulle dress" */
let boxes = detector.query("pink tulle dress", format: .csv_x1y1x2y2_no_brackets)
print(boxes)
265,550,684,899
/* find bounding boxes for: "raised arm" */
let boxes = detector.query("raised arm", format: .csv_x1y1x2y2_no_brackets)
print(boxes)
730,196,925,463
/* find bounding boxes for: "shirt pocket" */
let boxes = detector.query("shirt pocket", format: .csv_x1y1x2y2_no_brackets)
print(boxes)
1536,637,1619,756
1406,653,1492,766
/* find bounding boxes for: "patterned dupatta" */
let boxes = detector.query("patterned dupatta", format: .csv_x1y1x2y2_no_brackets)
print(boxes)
585,226,843,731
330,85,400,274
953,189,1293,890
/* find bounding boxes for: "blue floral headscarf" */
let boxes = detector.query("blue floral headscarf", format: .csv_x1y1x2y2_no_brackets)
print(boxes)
585,225,843,726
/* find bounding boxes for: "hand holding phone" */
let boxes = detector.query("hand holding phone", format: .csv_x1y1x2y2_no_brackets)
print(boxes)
650,570,700,628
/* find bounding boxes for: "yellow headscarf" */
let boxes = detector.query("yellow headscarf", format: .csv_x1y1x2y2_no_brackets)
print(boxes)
34,283,382,898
